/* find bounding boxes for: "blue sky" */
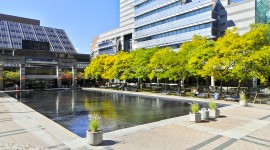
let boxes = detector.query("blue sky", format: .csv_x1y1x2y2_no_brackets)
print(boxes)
0,0,120,54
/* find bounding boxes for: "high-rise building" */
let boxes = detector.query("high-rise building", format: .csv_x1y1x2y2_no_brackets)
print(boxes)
133,0,217,50
91,0,270,55
0,13,89,90
91,0,134,56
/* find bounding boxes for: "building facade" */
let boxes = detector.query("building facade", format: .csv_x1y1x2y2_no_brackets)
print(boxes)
91,0,134,56
0,14,89,90
91,0,270,55
133,0,217,50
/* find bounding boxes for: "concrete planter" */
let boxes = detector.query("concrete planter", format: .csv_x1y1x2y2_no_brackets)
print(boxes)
189,113,201,123
200,108,209,120
209,109,220,118
239,100,248,107
86,130,103,146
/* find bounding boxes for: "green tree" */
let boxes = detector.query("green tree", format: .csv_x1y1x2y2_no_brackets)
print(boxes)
85,54,108,80
230,24,270,95
188,40,216,96
180,35,209,89
112,51,133,80
148,47,177,90
3,71,20,82
131,47,160,88
201,28,241,94
101,55,117,80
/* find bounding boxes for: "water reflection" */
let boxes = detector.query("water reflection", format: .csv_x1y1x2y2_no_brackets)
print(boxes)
6,90,227,137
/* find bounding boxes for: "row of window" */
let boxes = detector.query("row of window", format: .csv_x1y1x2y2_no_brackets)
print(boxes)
135,6,212,32
0,34,8,37
0,41,10,44
136,22,212,42
135,0,155,9
98,41,113,47
26,67,56,75
135,1,180,21
99,47,115,55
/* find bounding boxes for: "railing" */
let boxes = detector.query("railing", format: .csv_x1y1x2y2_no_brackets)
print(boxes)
135,0,213,27
134,11,212,38
134,28,213,48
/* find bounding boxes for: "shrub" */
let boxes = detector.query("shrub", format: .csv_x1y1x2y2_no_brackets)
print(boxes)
89,113,100,132
190,103,199,114
209,101,216,110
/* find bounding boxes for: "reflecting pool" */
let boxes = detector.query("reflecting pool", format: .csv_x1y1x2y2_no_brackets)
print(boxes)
6,90,227,137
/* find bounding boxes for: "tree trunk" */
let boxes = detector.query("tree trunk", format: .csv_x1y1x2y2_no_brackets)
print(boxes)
137,78,141,91
178,78,182,95
237,81,241,97
219,80,223,96
196,77,199,89
206,77,210,98
182,79,186,96
247,79,250,98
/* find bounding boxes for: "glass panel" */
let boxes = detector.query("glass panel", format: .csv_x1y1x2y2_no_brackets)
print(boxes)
256,0,270,24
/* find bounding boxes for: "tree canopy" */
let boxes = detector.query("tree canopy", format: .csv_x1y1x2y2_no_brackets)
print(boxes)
84,23,270,93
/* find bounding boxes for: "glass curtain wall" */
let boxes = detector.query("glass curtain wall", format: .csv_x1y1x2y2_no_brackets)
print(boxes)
256,0,270,23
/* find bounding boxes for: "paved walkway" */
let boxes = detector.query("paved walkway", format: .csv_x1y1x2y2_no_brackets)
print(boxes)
0,88,270,150
0,92,90,150
85,88,270,150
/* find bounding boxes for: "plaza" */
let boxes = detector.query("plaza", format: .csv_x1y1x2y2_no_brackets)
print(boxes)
0,88,270,149
1,0,270,149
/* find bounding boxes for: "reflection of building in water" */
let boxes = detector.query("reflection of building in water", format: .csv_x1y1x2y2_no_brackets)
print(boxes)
156,98,160,108
137,96,140,102
71,90,77,112
56,91,62,116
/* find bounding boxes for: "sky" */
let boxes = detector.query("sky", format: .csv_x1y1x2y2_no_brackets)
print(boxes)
0,0,120,54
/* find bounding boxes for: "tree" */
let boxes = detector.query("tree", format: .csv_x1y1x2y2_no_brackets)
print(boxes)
201,28,241,95
62,71,72,80
85,54,108,80
3,71,20,82
230,24,270,95
188,40,216,96
131,47,160,88
180,35,209,89
111,51,133,80
78,72,85,80
148,47,177,90
101,55,117,80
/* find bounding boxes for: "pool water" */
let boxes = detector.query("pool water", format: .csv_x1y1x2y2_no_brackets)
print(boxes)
6,90,226,137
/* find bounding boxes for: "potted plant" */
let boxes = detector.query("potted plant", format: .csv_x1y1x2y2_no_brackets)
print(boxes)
239,91,248,106
208,101,220,118
189,103,201,123
86,113,103,146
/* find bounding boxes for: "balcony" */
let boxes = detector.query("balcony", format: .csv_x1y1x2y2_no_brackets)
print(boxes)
135,0,213,27
134,11,213,39
134,27,213,49
135,0,177,16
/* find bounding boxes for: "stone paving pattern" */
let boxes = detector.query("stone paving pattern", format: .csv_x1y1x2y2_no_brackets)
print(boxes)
0,88,270,150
